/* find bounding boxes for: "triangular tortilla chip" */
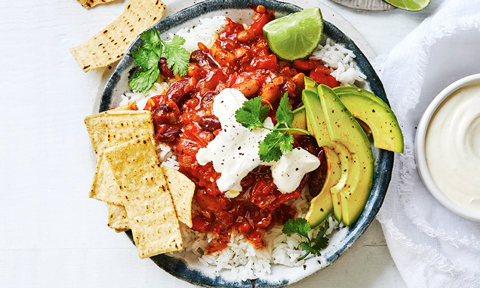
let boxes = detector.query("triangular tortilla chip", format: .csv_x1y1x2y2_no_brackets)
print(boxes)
108,204,130,232
162,167,195,228
104,137,183,258
86,110,154,204
90,153,124,205
84,106,130,160
70,0,166,72
77,0,116,9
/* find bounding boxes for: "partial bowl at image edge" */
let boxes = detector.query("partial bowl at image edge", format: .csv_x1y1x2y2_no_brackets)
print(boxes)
416,73,480,222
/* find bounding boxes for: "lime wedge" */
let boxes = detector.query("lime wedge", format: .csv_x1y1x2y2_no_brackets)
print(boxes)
263,8,323,61
382,0,430,11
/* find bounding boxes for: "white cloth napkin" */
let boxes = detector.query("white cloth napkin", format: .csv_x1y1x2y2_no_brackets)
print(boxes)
375,1,480,287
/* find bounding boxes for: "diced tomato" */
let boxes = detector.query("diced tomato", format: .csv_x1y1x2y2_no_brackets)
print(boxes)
310,66,340,88
293,59,321,71
192,215,212,233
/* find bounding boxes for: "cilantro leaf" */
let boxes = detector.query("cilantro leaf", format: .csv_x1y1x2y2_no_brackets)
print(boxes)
129,28,163,92
312,222,330,253
259,131,284,162
282,218,311,238
162,35,190,76
132,48,161,70
128,28,190,92
167,34,186,47
312,236,329,254
279,132,294,154
259,130,294,162
128,67,160,93
300,243,315,254
235,97,270,130
140,28,162,52
282,218,330,261
276,93,294,126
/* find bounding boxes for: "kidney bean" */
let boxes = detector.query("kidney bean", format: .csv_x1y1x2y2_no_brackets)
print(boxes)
199,115,221,132
165,79,192,105
152,101,180,126
158,57,174,78
190,50,219,68
154,125,181,142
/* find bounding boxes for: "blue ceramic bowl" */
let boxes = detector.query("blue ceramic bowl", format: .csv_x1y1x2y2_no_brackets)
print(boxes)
100,0,393,287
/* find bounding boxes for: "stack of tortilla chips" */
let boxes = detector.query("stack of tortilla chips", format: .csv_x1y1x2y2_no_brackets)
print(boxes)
84,107,195,259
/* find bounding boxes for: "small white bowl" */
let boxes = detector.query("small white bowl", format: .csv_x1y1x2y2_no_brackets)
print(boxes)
416,73,480,221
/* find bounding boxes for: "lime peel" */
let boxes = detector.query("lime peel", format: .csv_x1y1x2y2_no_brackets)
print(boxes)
382,0,431,11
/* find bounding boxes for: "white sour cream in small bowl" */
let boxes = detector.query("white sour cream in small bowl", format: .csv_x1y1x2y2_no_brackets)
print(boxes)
416,73,480,221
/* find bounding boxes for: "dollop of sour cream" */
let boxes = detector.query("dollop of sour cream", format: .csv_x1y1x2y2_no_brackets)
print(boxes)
196,88,320,196
425,82,480,211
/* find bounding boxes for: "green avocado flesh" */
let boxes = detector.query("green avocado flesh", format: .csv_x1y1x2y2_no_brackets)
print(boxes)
304,147,337,228
291,106,307,135
317,85,374,226
333,86,390,109
302,78,374,227
337,92,404,153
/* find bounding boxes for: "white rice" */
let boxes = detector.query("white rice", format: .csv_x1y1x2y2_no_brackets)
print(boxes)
310,38,367,86
156,143,179,170
175,186,339,281
167,16,227,53
120,82,170,110
121,16,360,280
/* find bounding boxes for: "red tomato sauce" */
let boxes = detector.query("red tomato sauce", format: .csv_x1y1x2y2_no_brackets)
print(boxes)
145,5,331,252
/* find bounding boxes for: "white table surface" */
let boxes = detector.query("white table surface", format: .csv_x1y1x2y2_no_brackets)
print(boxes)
0,0,444,287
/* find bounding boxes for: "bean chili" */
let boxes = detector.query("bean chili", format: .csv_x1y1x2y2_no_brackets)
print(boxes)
143,5,334,252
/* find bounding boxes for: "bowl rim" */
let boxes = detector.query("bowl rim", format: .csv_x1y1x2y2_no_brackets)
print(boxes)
415,73,480,221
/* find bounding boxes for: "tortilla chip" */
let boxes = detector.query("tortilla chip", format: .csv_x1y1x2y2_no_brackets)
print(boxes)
104,137,183,258
108,204,130,232
86,109,154,204
84,105,130,160
90,153,124,205
86,109,152,159
162,167,195,228
77,0,115,9
103,110,154,148
70,0,167,72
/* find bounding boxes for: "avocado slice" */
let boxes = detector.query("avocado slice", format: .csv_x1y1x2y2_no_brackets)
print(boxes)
328,144,350,222
317,84,374,226
303,84,331,148
303,87,346,223
333,86,390,109
305,147,340,228
337,93,404,153
290,106,307,135
298,84,404,153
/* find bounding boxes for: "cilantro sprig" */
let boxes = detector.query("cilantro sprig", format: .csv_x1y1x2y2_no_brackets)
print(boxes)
128,27,190,93
235,93,310,162
282,218,330,260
